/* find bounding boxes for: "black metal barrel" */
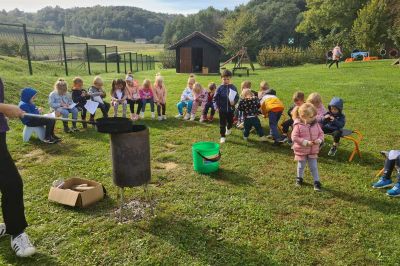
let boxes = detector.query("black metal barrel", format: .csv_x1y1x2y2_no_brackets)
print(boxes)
110,125,151,187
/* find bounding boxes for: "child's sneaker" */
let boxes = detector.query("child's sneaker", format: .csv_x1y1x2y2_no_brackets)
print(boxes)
199,115,206,123
190,114,196,121
225,127,231,135
42,138,57,144
158,116,163,121
184,113,190,120
387,182,400,197
175,114,183,119
130,113,135,120
296,177,303,186
71,127,79,132
151,112,155,119
259,136,268,142
328,146,337,156
220,137,226,144
314,181,322,192
236,122,244,129
372,177,393,188
0,223,7,238
11,232,36,257
243,136,248,141
266,134,273,139
63,127,72,133
279,136,288,143
162,115,167,120
140,112,145,119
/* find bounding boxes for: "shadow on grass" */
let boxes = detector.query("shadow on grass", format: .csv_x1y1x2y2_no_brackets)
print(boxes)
208,168,254,186
324,187,400,215
148,215,276,265
0,238,60,265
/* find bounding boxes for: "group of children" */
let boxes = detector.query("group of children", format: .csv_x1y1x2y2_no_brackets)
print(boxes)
177,69,347,191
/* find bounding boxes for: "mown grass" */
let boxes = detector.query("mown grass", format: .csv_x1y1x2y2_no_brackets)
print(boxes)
1,55,400,265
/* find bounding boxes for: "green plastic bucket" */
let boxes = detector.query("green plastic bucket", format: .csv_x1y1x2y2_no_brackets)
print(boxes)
192,142,221,174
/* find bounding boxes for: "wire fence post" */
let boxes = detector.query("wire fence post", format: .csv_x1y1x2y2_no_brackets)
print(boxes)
129,52,132,73
86,43,91,75
22,24,33,75
141,54,144,71
116,47,120,73
61,33,68,76
152,56,155,70
105,46,108,72
135,53,139,72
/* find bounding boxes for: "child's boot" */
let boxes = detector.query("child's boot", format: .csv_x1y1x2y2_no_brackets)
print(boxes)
63,122,72,133
314,181,322,192
328,145,337,156
190,114,196,121
387,182,400,197
296,177,303,186
140,112,145,119
151,112,155,119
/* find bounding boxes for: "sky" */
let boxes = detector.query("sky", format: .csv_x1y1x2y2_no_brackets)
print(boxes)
2,0,250,14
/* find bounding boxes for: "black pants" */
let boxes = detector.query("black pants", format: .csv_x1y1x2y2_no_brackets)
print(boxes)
156,103,166,116
219,111,234,137
329,60,339,68
91,102,110,120
243,117,264,137
323,127,342,143
383,157,400,180
281,118,293,134
0,133,28,236
127,99,142,115
26,117,55,139
203,102,215,117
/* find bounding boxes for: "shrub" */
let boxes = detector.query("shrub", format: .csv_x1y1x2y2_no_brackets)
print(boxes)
159,50,175,69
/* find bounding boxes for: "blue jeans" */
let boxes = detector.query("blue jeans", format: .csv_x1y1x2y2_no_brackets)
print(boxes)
141,98,154,112
57,107,78,120
243,117,264,138
269,111,282,141
177,101,193,115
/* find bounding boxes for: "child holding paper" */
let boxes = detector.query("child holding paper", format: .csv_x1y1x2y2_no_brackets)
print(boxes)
71,77,90,128
110,79,128,118
88,76,110,120
213,69,239,143
49,78,79,133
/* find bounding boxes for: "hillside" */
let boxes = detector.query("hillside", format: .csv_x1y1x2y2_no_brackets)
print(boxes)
0,6,176,42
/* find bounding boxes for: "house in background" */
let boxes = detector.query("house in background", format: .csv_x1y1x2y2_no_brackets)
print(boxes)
134,38,147,44
168,31,224,74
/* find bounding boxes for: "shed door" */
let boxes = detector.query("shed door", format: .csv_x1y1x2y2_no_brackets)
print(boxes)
180,47,192,73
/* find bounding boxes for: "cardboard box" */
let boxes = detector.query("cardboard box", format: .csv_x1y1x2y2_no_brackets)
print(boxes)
48,177,104,208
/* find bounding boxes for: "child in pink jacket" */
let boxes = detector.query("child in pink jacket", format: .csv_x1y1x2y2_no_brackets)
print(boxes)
291,103,324,191
139,79,155,119
153,74,167,121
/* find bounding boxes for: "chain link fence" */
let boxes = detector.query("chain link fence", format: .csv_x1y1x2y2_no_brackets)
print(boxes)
0,23,155,76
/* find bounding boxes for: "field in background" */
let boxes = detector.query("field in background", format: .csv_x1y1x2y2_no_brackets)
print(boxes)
1,56,400,265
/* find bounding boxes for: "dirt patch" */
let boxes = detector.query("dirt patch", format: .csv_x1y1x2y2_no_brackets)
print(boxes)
112,199,155,223
154,162,178,171
17,149,49,165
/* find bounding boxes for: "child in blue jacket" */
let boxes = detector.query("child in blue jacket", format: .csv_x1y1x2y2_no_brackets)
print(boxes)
321,97,345,156
213,70,239,143
19,88,59,144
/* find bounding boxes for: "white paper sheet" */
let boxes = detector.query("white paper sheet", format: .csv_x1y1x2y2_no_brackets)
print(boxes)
93,96,104,104
84,100,99,115
228,89,237,103
44,112,56,118
388,150,400,160
67,103,77,109
116,90,123,100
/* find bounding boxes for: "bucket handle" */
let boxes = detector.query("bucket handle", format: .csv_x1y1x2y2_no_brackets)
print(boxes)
196,151,221,162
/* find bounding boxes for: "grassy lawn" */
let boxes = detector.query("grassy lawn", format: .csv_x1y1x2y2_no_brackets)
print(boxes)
1,55,400,265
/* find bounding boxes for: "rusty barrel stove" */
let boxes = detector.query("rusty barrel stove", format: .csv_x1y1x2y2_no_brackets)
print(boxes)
110,124,151,188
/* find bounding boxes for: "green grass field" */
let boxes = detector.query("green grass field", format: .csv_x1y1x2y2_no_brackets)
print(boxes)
1,55,400,265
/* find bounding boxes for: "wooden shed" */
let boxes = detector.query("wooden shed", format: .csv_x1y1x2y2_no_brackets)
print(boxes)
168,31,224,74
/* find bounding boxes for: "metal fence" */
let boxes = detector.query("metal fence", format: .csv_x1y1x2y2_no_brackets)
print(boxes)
0,22,155,76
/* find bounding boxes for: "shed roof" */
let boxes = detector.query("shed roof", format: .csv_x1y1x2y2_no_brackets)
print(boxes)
168,31,224,50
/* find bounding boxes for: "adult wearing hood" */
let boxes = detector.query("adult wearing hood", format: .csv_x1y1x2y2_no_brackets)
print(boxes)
19,87,59,144
0,78,36,257
321,97,346,156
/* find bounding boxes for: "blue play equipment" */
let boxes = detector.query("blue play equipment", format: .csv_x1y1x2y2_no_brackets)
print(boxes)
351,51,369,59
